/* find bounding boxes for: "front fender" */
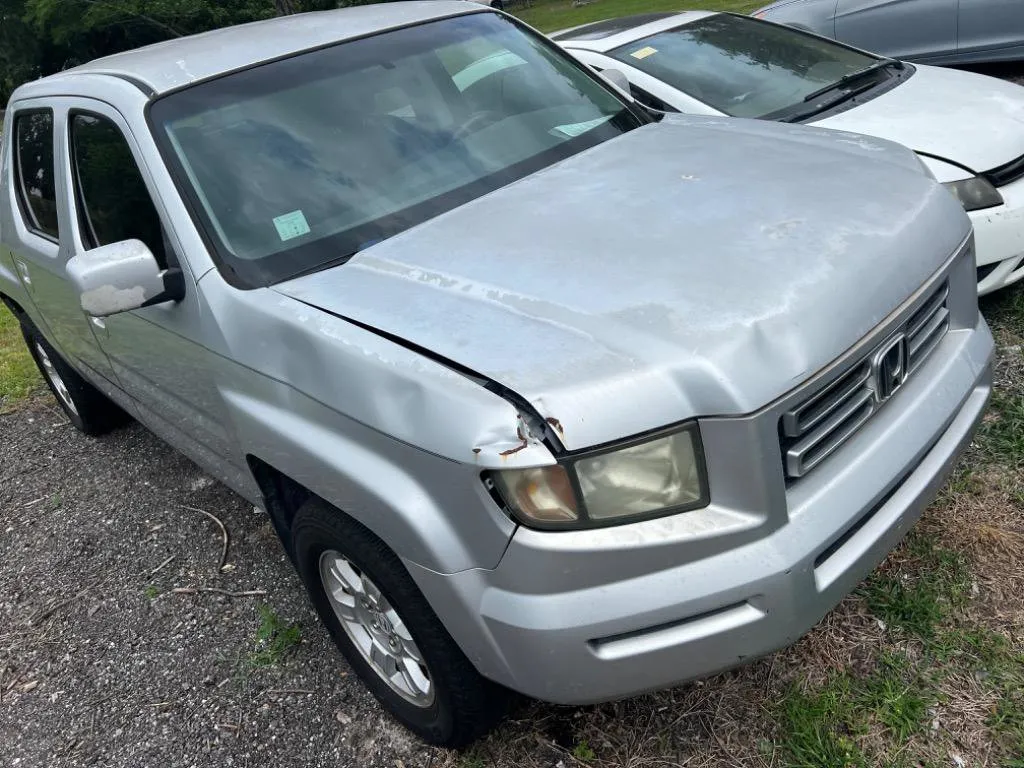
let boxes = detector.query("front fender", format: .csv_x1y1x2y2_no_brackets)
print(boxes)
224,378,517,574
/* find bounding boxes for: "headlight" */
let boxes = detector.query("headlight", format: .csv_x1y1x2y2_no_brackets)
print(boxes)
489,424,709,529
943,176,1002,212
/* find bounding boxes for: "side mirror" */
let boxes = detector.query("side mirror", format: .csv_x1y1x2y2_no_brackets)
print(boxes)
599,68,633,100
67,239,185,317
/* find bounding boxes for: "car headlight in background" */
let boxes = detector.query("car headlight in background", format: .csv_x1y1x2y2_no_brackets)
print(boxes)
943,176,1003,211
489,423,709,529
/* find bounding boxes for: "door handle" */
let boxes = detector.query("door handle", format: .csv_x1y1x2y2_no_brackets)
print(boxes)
15,259,31,286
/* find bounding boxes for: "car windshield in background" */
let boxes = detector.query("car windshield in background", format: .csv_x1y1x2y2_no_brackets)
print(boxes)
149,12,640,287
608,14,879,119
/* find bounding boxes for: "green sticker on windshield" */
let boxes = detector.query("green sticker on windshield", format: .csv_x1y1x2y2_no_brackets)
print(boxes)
273,210,311,241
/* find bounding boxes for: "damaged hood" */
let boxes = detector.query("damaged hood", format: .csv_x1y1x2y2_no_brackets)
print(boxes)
274,115,969,451
815,64,1024,173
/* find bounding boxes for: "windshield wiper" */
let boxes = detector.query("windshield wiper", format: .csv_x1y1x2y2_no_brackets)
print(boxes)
772,78,879,123
801,59,903,104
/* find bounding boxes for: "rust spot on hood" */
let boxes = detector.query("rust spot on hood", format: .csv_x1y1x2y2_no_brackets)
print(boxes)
545,416,564,436
499,425,529,457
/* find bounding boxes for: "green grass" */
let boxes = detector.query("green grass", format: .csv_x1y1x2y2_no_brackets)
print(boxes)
514,0,761,33
939,628,1024,765
980,285,1024,340
857,532,972,641
250,604,302,667
572,740,596,762
775,629,1024,768
978,389,1024,469
0,304,39,409
776,518,1024,767
776,674,870,768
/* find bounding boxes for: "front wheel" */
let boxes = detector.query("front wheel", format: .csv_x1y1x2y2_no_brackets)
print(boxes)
291,498,510,746
21,320,128,435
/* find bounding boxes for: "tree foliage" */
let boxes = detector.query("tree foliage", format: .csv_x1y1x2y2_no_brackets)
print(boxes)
1,0,342,106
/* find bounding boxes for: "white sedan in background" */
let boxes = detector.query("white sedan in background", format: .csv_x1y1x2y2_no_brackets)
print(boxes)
553,11,1024,295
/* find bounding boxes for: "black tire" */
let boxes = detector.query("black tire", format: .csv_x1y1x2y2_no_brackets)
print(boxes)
291,498,509,747
21,320,129,435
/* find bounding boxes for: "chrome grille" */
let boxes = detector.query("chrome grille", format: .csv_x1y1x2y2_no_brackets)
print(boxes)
780,280,950,479
905,281,949,371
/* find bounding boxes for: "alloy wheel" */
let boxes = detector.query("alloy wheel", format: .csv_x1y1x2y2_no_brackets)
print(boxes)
319,550,434,707
35,342,78,416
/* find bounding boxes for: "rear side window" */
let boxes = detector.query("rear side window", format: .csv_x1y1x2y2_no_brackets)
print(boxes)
71,113,166,267
14,111,60,239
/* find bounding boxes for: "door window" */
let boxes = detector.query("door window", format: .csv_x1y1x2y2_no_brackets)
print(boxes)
13,111,60,239
71,113,167,267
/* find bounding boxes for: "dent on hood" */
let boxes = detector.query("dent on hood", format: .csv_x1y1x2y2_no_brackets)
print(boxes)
257,295,555,467
274,117,968,450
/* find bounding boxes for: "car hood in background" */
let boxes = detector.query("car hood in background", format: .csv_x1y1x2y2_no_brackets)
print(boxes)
275,115,968,451
815,65,1024,173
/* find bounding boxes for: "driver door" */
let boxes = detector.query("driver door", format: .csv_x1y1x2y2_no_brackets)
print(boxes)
957,0,1024,60
834,0,957,61
62,98,236,473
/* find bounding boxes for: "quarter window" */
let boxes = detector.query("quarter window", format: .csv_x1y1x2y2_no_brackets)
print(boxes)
14,111,60,239
71,113,166,267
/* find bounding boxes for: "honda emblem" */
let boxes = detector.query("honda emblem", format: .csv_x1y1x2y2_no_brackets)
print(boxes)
871,334,908,402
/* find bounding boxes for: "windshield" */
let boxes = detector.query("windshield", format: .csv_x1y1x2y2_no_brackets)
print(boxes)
150,12,641,286
608,14,879,118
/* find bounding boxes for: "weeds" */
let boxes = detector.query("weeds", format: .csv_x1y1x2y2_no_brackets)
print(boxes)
250,604,301,667
572,740,596,762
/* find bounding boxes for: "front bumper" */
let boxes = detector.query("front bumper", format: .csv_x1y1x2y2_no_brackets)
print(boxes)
409,314,992,705
972,175,1024,295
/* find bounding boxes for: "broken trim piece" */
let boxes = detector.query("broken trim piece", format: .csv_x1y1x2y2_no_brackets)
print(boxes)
286,297,567,455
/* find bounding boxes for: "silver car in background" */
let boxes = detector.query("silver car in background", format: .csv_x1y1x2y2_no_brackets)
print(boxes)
0,0,994,747
754,0,1024,65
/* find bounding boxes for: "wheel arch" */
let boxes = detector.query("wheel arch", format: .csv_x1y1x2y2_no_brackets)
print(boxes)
233,397,516,574
0,291,26,319
246,454,312,563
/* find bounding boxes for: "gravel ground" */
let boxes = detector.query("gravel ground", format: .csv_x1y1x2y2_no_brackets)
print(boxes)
0,401,444,768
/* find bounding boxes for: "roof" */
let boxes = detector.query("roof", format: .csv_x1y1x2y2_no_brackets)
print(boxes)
554,11,717,52
34,1,483,97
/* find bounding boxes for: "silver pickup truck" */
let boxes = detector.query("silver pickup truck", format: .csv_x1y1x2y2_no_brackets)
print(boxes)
0,1,993,747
